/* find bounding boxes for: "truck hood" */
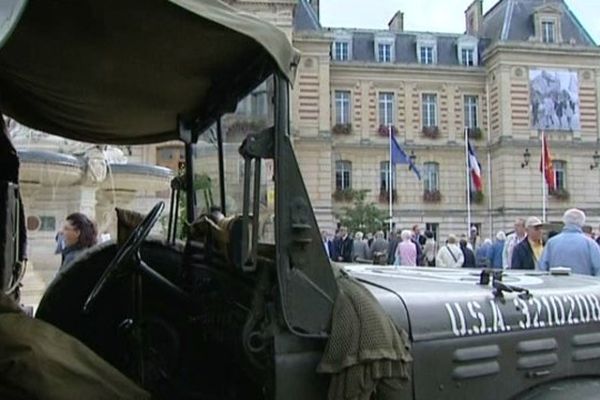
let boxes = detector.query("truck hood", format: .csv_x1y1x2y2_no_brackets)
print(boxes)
344,265,600,342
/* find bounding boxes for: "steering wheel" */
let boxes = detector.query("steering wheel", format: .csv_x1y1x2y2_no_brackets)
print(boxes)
83,201,165,313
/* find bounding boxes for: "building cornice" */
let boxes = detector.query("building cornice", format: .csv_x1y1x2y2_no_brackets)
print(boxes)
293,34,331,45
482,41,600,63
330,62,487,79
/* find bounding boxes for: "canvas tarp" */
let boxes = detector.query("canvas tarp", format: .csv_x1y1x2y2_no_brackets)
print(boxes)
0,0,297,144
0,293,150,399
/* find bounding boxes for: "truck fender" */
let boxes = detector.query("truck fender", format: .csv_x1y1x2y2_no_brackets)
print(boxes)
514,378,600,400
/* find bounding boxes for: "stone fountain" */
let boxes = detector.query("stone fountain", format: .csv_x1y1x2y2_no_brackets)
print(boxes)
6,118,173,305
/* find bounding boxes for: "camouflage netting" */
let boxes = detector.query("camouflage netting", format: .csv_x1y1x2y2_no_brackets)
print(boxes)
317,268,413,400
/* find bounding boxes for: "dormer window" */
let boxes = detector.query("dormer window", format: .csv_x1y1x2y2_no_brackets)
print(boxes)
461,48,474,66
420,46,434,64
375,34,395,63
331,31,353,61
333,41,349,61
417,35,437,65
457,35,478,67
378,43,392,62
542,20,556,43
533,4,562,44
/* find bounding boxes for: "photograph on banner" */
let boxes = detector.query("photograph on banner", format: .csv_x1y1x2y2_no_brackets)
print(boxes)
529,69,580,131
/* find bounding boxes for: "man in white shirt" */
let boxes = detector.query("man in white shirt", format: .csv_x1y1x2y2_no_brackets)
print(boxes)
503,218,526,269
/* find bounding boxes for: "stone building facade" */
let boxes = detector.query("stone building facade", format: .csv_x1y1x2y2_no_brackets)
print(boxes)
229,0,600,241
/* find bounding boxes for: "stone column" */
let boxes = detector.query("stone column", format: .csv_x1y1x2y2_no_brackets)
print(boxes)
77,186,99,220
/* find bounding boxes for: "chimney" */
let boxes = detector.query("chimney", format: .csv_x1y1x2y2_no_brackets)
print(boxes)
388,11,404,32
465,0,483,35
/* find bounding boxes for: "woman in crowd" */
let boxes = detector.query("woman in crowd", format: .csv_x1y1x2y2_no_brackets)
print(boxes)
59,212,98,271
395,230,417,267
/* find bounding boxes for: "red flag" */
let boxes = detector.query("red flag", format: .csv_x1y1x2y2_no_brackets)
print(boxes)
540,133,555,191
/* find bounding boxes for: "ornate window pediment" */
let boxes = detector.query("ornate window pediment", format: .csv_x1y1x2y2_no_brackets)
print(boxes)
533,4,563,44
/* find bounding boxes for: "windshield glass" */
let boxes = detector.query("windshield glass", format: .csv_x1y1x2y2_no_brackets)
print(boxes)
192,77,275,243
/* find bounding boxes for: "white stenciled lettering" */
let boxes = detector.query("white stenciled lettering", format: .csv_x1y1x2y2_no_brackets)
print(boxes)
586,294,600,322
446,302,467,337
514,298,532,329
550,296,566,326
446,293,600,338
541,297,553,327
564,295,577,324
530,298,544,328
489,300,507,333
467,301,486,335
574,294,590,324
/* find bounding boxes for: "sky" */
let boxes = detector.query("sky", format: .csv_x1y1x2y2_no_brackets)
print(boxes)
320,0,600,44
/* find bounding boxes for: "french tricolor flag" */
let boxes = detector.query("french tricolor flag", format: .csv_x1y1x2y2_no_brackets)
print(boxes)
467,141,483,192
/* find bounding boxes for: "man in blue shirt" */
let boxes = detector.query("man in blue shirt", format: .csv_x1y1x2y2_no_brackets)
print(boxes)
539,209,600,276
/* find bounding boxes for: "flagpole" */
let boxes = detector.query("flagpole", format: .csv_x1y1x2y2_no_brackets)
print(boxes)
541,130,547,222
389,124,393,234
465,127,472,237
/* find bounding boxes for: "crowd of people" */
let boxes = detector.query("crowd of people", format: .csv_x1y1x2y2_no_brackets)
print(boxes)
322,208,600,277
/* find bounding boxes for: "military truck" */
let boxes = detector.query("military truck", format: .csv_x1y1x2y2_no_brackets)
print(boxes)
1,1,600,399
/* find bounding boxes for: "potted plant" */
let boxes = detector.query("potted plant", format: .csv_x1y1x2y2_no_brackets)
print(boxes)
467,127,483,140
422,126,440,139
377,124,398,137
549,188,570,201
333,188,355,202
332,123,352,135
423,189,442,202
378,188,397,203
472,190,484,204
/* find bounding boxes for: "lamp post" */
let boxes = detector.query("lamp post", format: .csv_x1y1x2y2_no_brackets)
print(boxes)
590,150,600,170
521,148,531,168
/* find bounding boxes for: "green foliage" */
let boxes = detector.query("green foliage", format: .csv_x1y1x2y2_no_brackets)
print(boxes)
160,172,215,240
336,190,387,234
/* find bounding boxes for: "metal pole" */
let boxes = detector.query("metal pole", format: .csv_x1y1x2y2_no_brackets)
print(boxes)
216,118,227,215
485,80,493,239
541,131,547,222
465,127,472,237
184,141,196,225
389,124,393,234
179,118,196,225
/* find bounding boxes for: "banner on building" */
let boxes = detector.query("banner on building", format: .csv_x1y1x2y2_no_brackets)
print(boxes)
529,69,580,131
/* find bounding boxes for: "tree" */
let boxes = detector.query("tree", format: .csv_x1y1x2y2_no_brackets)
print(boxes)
336,190,387,234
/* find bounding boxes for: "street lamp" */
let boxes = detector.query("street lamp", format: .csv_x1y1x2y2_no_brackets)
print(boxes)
408,150,417,172
521,148,531,168
590,150,600,170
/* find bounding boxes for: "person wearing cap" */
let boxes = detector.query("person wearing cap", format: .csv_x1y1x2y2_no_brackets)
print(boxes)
511,217,544,270
503,218,527,269
538,209,600,276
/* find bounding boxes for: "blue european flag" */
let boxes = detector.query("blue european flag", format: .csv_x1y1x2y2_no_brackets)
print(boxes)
391,135,421,180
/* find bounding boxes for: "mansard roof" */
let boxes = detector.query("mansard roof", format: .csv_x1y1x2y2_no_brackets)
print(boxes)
480,0,596,45
293,0,321,31
330,29,490,67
